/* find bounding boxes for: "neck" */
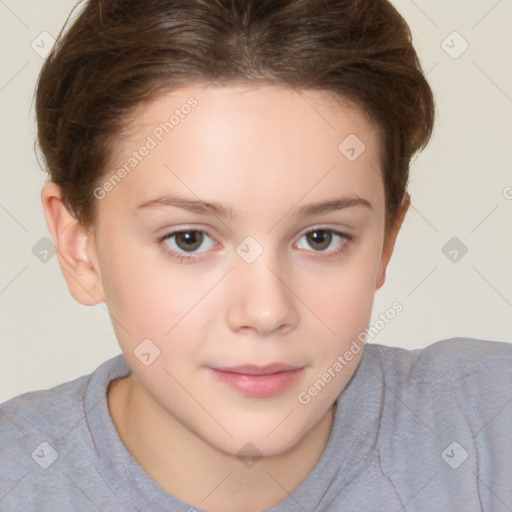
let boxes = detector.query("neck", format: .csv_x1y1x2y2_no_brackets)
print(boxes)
108,375,337,512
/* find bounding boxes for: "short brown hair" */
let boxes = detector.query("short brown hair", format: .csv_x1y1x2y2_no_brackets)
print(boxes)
35,0,435,232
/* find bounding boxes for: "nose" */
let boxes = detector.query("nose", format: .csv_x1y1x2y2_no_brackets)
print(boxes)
225,252,299,337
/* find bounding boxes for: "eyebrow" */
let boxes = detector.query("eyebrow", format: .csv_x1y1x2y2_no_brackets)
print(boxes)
135,193,372,219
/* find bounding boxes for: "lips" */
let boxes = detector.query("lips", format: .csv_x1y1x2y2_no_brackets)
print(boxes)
208,363,305,398
212,363,303,376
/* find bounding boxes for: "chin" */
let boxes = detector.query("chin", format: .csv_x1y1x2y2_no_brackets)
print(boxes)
209,421,308,460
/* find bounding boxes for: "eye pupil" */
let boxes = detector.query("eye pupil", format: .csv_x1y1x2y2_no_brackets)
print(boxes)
176,231,203,252
308,230,331,251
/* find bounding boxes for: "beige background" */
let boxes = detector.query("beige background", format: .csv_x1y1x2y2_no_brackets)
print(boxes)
1,0,511,402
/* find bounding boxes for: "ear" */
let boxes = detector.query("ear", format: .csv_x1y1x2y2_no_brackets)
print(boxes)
41,181,105,305
375,193,410,290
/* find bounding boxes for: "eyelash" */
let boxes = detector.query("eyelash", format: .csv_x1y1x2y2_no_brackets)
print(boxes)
156,227,353,264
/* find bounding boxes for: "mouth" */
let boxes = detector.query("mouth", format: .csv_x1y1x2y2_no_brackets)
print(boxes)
212,363,303,376
208,363,305,398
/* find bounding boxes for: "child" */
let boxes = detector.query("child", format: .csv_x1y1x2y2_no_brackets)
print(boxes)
1,0,511,510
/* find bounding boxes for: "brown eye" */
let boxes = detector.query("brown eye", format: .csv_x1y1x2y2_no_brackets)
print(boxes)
161,229,216,257
296,228,351,256
305,230,332,251
174,231,204,252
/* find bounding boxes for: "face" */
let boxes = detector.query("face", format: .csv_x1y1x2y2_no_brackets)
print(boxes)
84,85,395,457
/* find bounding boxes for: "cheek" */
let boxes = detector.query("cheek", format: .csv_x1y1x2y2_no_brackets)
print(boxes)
97,238,182,335
98,238,222,361
316,241,381,314
305,241,381,359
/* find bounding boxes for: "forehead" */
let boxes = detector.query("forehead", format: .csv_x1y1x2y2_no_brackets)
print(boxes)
101,85,384,220
112,84,380,163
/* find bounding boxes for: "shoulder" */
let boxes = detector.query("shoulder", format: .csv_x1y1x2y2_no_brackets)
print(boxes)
358,339,512,508
364,336,512,386
0,354,127,473
1,373,90,439
0,368,91,505
360,337,512,434
1,354,122,436
362,337,512,448
0,355,130,509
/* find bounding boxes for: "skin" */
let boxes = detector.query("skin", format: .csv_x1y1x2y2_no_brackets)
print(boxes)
41,85,408,512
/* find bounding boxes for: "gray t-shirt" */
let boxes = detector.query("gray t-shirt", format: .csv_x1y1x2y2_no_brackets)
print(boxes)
1,337,511,511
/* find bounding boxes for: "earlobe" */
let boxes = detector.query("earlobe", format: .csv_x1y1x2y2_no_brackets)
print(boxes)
41,181,105,305
375,194,410,290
